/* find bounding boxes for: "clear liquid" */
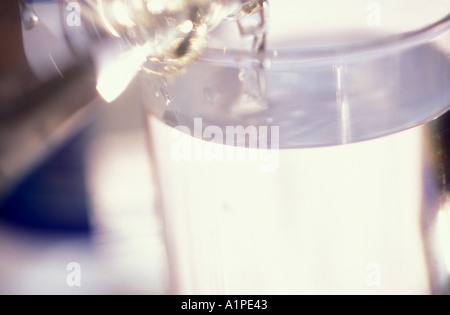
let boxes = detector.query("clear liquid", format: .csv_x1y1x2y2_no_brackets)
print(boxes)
142,37,450,294
148,115,442,295
145,42,450,148
139,0,450,295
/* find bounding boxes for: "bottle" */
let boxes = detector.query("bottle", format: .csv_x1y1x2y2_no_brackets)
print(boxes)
21,0,266,101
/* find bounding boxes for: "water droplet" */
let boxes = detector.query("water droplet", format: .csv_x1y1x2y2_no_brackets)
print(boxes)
263,58,272,68
266,117,274,124
203,87,216,105
160,88,173,106
20,2,39,30
238,71,246,82
154,78,173,106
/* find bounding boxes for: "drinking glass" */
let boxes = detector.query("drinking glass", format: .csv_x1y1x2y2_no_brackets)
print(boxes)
141,0,450,294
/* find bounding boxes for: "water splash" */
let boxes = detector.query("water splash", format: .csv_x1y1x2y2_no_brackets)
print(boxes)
233,0,269,115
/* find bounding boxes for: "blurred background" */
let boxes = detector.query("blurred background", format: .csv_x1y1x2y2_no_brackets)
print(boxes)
4,0,450,295
0,1,168,294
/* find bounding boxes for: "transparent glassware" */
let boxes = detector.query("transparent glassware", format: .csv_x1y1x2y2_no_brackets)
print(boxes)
141,0,450,294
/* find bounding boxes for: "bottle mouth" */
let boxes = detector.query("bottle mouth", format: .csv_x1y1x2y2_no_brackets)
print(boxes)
200,13,450,66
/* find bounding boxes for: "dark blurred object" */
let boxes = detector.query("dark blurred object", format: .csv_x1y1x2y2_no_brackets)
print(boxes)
0,1,40,115
0,1,101,230
0,129,91,232
0,1,101,201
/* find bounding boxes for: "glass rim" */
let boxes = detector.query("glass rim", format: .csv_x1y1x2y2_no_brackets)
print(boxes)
199,13,450,66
